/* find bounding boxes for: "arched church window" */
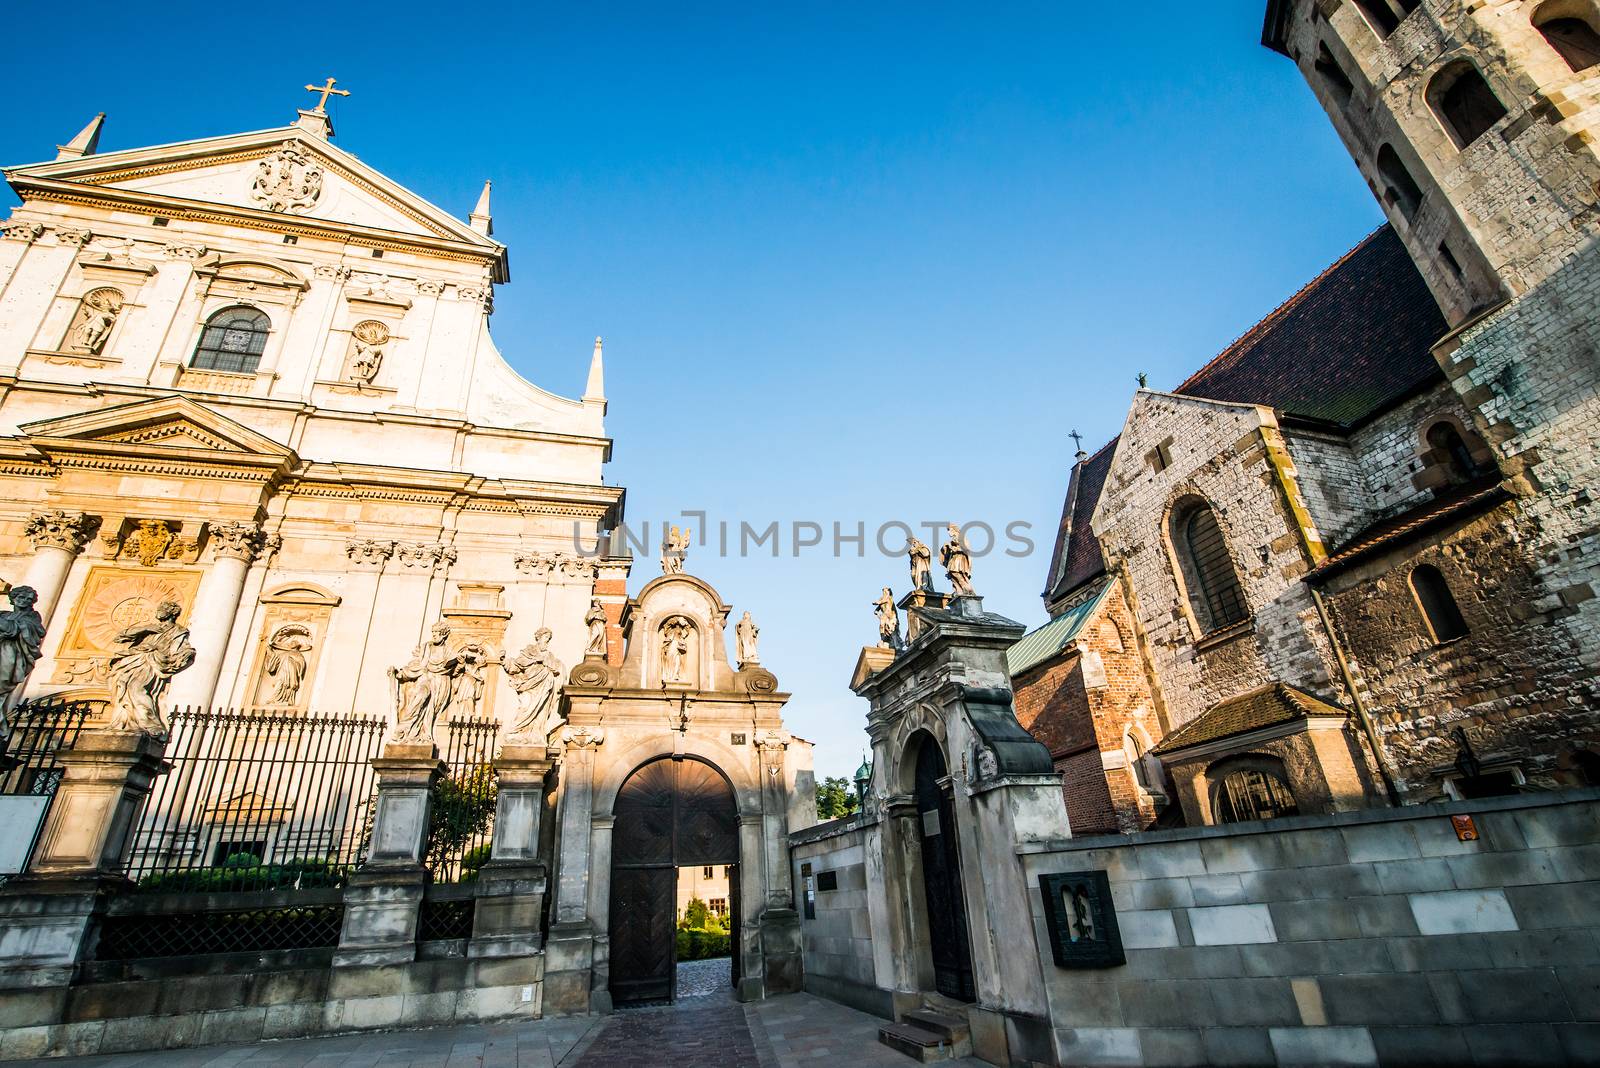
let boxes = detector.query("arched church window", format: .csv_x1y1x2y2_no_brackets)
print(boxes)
1411,564,1469,643
1425,420,1483,485
1376,144,1425,220
1209,757,1300,824
1172,500,1248,633
1534,3,1600,72
1427,63,1508,149
192,306,270,374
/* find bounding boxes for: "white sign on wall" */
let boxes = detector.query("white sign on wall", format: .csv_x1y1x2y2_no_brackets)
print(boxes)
0,795,49,874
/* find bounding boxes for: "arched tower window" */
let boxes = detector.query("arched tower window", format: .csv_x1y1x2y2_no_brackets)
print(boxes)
192,306,270,374
1424,421,1484,485
1427,63,1508,149
1172,500,1248,633
1534,3,1600,72
1376,145,1425,220
1410,564,1469,643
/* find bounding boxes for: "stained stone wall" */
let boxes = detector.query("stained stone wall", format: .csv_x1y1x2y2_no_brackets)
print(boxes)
1018,789,1600,1068
787,814,889,1017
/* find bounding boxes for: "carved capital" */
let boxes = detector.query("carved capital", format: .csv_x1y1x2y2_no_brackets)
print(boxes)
514,549,596,580
415,278,446,296
559,724,605,750
755,729,789,759
24,509,99,553
457,285,493,311
395,542,457,570
209,520,267,562
54,227,92,248
162,243,207,261
2,221,44,243
314,264,352,281
345,539,396,568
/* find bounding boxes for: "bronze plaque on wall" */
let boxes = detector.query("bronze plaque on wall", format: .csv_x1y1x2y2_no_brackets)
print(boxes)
1039,870,1125,969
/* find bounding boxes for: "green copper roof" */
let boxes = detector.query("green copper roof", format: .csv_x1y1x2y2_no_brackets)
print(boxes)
1006,578,1115,678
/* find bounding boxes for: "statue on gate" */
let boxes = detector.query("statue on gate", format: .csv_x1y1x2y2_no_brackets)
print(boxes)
388,621,460,744
873,587,903,651
0,585,46,741
107,601,196,740
940,523,976,597
503,627,565,742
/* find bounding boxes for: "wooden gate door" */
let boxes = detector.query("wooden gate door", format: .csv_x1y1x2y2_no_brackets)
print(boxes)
609,757,738,1005
914,737,976,1002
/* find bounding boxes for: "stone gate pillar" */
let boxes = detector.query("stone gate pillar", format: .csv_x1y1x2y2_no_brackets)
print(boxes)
334,740,444,967
469,742,553,959
754,730,802,997
0,729,167,986
543,724,603,1014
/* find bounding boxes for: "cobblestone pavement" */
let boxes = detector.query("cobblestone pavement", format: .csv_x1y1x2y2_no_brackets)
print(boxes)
16,990,988,1068
675,957,735,999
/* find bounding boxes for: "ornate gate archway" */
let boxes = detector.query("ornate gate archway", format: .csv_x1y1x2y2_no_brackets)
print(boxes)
608,756,740,1004
911,731,976,1002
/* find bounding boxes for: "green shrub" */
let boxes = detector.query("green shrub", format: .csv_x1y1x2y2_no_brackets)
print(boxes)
460,843,493,882
135,858,345,894
675,925,732,960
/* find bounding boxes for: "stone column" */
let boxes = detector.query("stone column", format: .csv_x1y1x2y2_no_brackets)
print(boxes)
468,743,554,960
0,730,167,987
542,727,602,1015
169,521,264,709
333,741,445,968
20,509,98,625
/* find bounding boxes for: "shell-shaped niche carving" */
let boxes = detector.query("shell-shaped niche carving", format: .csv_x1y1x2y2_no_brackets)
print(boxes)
346,320,389,384
65,287,125,354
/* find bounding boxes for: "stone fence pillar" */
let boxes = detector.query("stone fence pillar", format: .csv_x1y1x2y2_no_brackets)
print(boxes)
468,742,554,959
334,741,444,968
0,729,167,986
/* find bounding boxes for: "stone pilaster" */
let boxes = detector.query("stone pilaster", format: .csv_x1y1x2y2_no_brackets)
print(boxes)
21,509,98,625
333,741,444,968
0,730,167,987
542,727,602,1014
468,743,553,959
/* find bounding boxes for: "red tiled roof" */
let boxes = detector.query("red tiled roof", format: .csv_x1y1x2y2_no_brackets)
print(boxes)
1307,480,1510,582
1043,438,1116,606
1174,226,1448,427
1153,683,1346,755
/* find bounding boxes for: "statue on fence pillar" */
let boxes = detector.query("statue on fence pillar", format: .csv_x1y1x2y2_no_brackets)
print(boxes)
503,627,565,743
388,621,460,745
107,601,196,739
0,585,45,741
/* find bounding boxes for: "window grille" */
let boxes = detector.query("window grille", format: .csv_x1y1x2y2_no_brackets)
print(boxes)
1181,506,1248,631
1215,769,1300,824
192,306,270,373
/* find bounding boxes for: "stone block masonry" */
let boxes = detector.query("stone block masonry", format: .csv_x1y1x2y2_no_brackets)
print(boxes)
1018,790,1600,1066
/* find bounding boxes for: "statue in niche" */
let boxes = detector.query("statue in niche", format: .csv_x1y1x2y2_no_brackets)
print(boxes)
874,587,902,651
735,610,760,668
504,627,565,741
0,586,46,741
107,601,196,739
263,624,313,706
450,640,491,718
907,537,933,592
660,525,691,574
940,523,976,597
348,320,388,384
660,616,692,684
69,288,123,354
388,622,460,744
584,599,608,658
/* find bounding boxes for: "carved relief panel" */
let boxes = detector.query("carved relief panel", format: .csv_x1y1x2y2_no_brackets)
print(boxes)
345,320,389,385
52,566,203,687
61,287,125,356
242,585,339,711
440,583,511,723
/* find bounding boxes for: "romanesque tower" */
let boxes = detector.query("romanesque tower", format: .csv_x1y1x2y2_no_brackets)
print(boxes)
1265,0,1600,323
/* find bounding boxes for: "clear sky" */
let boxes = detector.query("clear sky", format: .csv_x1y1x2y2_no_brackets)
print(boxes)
4,1,1384,780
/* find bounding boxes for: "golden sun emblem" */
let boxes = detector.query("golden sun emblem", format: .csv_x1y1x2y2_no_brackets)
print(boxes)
81,575,189,651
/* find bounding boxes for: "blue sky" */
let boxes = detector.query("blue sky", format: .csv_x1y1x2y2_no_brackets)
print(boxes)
4,1,1384,780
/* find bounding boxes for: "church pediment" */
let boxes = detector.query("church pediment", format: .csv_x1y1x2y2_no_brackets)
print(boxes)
6,126,502,261
20,396,298,462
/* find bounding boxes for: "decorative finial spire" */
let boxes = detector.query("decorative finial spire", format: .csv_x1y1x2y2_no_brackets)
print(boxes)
470,180,493,237
296,77,349,139
56,113,105,161
583,336,606,408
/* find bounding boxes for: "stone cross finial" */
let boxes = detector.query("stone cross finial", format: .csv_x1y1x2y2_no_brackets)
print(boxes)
304,77,350,112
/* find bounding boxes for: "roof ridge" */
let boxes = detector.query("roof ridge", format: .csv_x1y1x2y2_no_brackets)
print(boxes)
1173,226,1389,396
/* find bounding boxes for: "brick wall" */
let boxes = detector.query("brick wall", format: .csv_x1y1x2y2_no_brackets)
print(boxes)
1020,790,1600,1067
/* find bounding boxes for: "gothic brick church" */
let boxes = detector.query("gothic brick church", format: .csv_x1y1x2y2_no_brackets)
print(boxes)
1012,0,1600,833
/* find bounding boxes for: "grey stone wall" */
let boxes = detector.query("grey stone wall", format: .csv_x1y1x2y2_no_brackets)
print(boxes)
789,814,888,1017
1020,790,1600,1067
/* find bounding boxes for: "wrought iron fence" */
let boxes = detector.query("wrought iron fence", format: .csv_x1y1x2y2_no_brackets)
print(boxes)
428,715,498,883
124,707,386,893
96,897,346,960
0,696,93,798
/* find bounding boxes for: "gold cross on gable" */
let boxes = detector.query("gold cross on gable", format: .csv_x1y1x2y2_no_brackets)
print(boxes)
304,77,351,112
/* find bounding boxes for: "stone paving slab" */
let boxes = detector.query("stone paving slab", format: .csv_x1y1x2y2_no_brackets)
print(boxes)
14,992,986,1068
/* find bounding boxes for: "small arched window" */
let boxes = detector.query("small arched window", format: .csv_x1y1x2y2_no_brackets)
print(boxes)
1210,758,1300,824
1425,421,1484,485
1411,564,1469,643
192,306,271,374
1173,501,1249,633
1534,3,1600,72
1427,63,1508,149
1376,145,1425,220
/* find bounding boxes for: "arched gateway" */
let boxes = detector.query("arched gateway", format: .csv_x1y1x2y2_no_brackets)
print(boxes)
610,756,740,1003
542,570,813,1013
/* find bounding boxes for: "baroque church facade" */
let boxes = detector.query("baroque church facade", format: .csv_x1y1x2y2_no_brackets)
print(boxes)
1014,0,1600,833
